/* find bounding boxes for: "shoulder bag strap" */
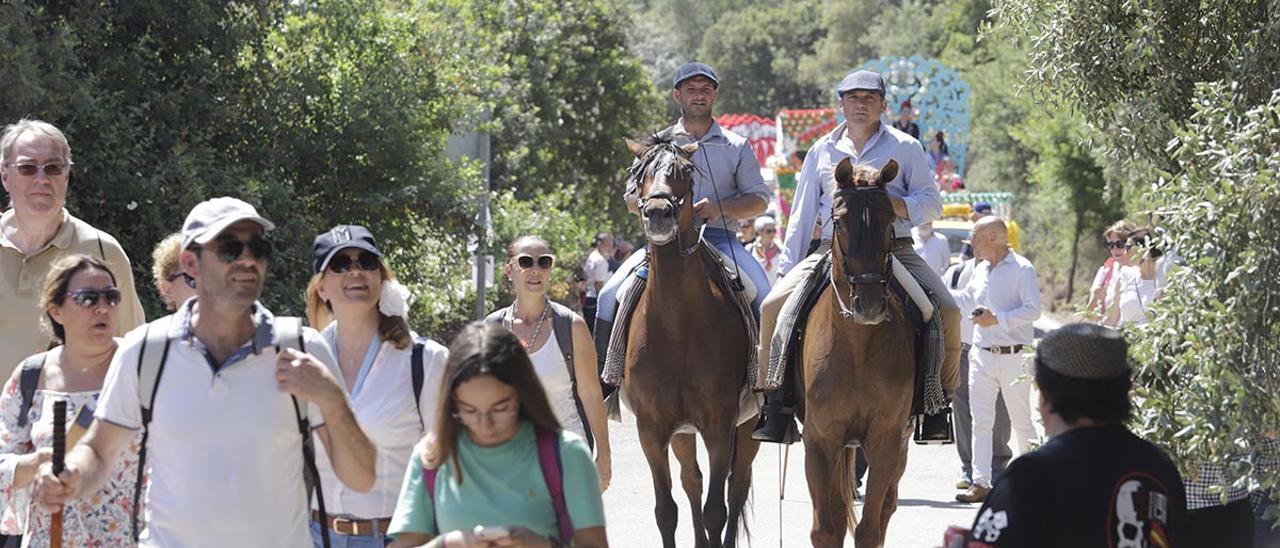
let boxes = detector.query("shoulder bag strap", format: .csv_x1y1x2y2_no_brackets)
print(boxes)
17,353,47,429
275,316,330,548
550,303,592,451
536,427,573,544
411,340,426,431
133,317,174,540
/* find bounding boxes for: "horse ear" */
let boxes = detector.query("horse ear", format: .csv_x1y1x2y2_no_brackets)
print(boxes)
834,157,853,187
624,138,647,157
877,159,899,187
679,142,700,156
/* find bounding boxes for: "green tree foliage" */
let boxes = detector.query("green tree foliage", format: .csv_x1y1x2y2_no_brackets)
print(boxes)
1128,85,1280,493
696,3,828,115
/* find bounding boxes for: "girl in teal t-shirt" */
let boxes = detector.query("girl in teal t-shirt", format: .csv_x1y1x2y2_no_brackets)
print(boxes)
388,322,607,548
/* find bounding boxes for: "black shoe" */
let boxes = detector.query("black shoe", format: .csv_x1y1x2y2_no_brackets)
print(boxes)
751,409,801,444
914,411,955,445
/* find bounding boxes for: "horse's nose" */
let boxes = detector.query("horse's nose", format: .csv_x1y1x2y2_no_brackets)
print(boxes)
643,202,673,219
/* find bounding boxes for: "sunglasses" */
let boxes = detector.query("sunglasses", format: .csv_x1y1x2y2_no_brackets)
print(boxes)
6,162,70,177
166,271,197,289
1106,240,1126,249
328,251,381,274
194,236,273,263
66,288,122,308
761,228,776,234
513,254,555,270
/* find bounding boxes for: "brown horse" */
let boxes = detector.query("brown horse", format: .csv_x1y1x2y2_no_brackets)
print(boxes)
798,158,915,547
622,135,760,548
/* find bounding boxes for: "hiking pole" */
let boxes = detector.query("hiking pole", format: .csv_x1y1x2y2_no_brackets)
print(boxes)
50,400,67,548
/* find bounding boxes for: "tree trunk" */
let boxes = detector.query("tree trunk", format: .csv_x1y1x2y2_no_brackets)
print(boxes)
1066,210,1083,303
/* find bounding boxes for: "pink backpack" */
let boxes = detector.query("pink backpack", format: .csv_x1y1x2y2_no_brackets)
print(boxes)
424,427,573,543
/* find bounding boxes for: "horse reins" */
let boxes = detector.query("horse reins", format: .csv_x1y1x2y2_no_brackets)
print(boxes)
830,186,892,319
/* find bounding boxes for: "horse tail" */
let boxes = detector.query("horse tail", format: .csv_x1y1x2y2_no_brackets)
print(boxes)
836,446,860,537
726,421,757,547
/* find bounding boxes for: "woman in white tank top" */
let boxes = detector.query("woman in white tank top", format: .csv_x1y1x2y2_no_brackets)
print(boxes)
1105,228,1165,327
497,235,612,491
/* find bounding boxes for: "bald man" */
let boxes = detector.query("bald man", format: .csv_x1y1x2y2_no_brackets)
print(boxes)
951,216,1043,503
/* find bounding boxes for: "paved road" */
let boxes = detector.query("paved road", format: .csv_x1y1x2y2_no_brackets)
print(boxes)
601,317,1062,547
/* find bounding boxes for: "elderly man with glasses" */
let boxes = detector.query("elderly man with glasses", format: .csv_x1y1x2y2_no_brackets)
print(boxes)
0,119,144,375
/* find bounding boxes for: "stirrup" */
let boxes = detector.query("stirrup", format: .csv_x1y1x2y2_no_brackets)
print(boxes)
751,408,801,444
913,410,955,445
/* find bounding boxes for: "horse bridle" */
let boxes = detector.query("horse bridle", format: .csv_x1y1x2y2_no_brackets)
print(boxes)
830,186,892,319
637,149,700,256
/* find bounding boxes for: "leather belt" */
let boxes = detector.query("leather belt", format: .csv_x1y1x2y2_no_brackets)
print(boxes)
980,345,1025,355
312,511,391,536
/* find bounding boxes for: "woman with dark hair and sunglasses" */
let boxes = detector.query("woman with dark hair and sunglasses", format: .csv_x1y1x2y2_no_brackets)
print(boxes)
1104,228,1166,328
487,236,610,491
1085,220,1138,321
304,225,448,547
150,232,198,312
388,322,607,548
0,254,140,546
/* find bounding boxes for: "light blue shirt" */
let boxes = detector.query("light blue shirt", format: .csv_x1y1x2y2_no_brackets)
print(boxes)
781,122,942,274
952,250,1042,347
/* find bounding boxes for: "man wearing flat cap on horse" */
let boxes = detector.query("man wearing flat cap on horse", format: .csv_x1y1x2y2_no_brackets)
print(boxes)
751,69,962,444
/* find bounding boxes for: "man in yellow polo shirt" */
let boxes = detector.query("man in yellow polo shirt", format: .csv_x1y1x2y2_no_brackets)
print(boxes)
0,119,144,375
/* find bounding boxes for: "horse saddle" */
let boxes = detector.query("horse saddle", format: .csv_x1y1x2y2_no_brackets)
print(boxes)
602,239,760,393
764,251,947,416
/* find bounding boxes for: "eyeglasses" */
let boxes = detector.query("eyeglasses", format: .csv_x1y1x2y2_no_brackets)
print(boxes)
165,271,197,289
1106,240,1126,249
194,236,273,263
452,406,519,426
328,251,380,274
513,254,555,270
5,162,70,177
65,288,122,308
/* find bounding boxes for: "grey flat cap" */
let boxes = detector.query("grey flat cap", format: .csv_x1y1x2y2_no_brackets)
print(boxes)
1037,323,1132,380
837,70,886,95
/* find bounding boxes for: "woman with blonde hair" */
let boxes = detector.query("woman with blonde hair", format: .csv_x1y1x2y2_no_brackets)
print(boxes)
1086,220,1138,321
150,232,197,312
388,322,607,548
0,254,140,546
305,225,448,547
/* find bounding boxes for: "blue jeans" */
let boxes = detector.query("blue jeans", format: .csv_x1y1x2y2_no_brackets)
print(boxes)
311,519,392,548
595,227,771,326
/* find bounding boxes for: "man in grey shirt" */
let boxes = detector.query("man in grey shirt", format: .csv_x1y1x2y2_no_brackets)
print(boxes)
751,70,962,443
594,62,773,352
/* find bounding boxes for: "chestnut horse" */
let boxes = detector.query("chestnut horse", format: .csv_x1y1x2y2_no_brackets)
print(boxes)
622,135,760,548
798,158,915,547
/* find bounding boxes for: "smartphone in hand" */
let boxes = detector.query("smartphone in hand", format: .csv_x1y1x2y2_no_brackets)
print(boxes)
473,525,511,541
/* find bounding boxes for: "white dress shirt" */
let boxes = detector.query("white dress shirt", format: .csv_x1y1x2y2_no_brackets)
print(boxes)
953,250,1041,347
944,258,977,344
780,122,942,274
912,228,951,276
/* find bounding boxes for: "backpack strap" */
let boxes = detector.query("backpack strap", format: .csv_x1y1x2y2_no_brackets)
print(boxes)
16,353,48,428
274,316,331,548
536,426,573,544
423,464,440,536
411,340,426,431
133,316,175,540
548,303,592,451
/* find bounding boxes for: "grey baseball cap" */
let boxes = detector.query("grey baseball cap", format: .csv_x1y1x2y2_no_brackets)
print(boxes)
673,62,719,89
1037,323,1132,380
837,70,886,95
180,197,275,250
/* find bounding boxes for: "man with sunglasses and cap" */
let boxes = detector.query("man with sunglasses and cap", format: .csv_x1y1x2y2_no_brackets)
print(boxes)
0,119,145,378
593,62,773,363
33,197,376,547
751,70,959,444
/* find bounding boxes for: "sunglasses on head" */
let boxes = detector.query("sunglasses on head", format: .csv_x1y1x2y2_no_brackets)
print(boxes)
328,251,381,274
66,288,122,308
165,271,197,289
6,162,69,177
514,254,555,270
195,235,273,263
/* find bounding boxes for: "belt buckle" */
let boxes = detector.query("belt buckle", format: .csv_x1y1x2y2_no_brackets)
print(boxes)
332,516,356,535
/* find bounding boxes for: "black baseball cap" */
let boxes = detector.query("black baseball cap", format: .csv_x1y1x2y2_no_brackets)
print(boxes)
313,225,382,274
673,62,719,89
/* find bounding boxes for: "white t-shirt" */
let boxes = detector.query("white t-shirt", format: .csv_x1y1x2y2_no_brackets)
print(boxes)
97,316,340,547
1090,262,1123,314
527,331,587,441
912,229,951,276
582,250,612,298
314,325,448,519
1114,265,1163,326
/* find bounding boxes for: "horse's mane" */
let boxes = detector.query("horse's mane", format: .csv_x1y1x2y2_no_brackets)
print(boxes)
627,131,697,188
